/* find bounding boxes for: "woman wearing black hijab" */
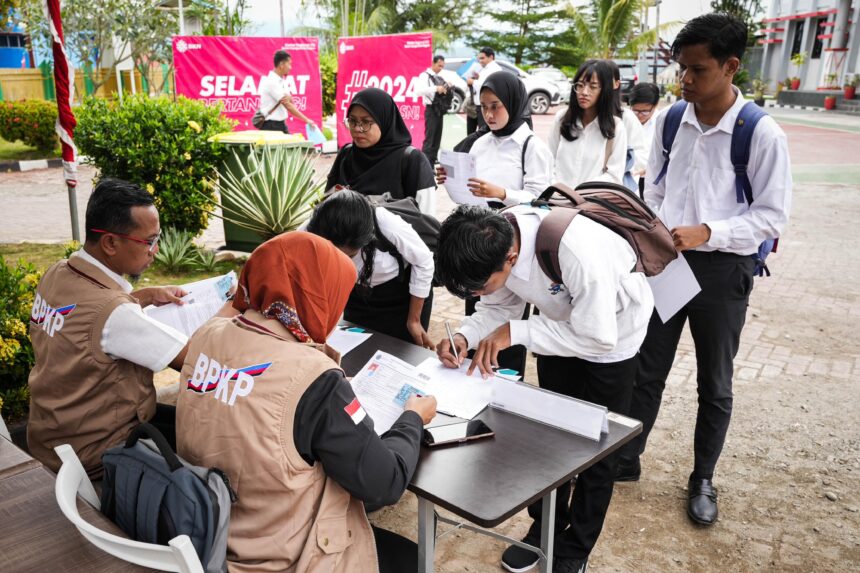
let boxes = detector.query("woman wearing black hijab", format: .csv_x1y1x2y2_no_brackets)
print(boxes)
327,87,437,214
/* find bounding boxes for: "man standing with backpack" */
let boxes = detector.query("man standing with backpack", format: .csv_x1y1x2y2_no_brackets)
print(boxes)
419,55,451,165
615,14,792,527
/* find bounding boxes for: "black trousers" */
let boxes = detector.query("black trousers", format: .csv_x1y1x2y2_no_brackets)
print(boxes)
525,354,637,559
620,250,755,479
344,271,433,344
422,107,444,164
260,119,289,133
374,526,417,573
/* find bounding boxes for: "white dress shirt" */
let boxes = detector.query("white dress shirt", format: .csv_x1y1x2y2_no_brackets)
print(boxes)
622,108,648,176
548,109,627,188
636,108,663,177
468,123,554,206
473,60,502,104
418,68,439,106
258,70,289,122
351,207,435,297
457,205,653,362
74,250,187,372
644,88,792,255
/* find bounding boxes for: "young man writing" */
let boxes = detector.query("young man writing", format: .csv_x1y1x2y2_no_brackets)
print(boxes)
616,13,792,526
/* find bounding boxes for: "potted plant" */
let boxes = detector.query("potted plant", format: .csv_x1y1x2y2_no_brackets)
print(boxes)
824,95,837,110
825,73,839,89
790,52,807,89
844,75,858,100
752,79,767,107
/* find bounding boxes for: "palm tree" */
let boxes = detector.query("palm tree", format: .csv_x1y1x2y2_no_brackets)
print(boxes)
566,0,677,59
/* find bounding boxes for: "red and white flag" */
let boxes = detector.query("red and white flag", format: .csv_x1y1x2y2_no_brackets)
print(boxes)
344,398,367,425
44,0,77,187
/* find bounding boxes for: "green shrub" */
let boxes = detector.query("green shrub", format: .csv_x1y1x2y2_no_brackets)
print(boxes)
320,51,337,117
0,258,40,424
75,95,236,235
0,100,59,152
192,248,220,273
154,227,198,273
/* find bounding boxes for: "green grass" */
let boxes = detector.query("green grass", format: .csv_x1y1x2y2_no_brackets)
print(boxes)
0,242,244,287
0,136,61,161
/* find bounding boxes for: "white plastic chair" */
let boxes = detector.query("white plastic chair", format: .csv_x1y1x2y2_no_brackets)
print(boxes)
0,412,10,441
53,444,204,573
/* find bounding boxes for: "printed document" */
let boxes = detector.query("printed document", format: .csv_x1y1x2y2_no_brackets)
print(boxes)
327,327,372,357
439,150,485,206
350,352,431,436
143,271,236,338
414,358,493,419
646,256,701,323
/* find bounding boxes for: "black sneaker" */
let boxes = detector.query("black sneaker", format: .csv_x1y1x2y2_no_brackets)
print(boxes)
554,555,588,573
501,536,540,572
614,456,641,482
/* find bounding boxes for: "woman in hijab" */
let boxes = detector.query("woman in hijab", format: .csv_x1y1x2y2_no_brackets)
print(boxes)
328,87,437,215
439,70,553,208
177,232,437,573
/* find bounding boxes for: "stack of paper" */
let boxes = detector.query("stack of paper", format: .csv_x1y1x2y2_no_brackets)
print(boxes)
327,326,372,357
143,271,236,338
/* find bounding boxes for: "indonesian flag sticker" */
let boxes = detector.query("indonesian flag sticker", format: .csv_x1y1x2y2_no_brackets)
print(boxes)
344,398,367,425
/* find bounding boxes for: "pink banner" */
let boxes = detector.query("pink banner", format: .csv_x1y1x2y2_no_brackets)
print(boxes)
336,32,432,149
173,36,322,132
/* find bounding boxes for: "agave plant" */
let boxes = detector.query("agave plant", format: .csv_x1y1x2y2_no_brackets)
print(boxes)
192,248,221,273
201,144,324,240
154,227,198,273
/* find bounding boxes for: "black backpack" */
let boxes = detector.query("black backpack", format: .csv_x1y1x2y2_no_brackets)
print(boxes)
429,73,453,114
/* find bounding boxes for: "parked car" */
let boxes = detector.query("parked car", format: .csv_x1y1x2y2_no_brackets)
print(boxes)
529,66,571,104
613,59,638,99
437,69,469,114
443,58,561,114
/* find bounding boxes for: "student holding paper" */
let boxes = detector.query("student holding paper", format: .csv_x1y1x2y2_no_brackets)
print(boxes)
306,190,435,348
434,205,653,573
177,232,437,573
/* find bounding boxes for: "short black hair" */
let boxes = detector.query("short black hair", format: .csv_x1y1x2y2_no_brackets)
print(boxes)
433,54,445,64
671,13,748,63
436,205,513,299
479,47,495,59
628,82,660,106
274,50,291,67
85,178,155,244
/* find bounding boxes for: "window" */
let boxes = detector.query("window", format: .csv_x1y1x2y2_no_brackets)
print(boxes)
812,18,827,59
791,20,805,57
0,35,9,48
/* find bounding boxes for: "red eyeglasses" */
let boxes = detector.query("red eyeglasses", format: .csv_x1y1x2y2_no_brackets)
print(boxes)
90,229,161,253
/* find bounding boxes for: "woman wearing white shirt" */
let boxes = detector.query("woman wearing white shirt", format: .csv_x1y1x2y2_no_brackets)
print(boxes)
549,60,628,188
306,190,435,348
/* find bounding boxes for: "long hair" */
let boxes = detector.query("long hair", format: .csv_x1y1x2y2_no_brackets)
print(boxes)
560,59,617,142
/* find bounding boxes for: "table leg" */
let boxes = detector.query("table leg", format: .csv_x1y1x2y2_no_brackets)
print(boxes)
417,497,435,573
539,489,556,573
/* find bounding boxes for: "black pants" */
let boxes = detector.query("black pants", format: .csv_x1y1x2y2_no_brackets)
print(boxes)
463,296,529,380
422,107,444,164
374,526,417,573
260,119,289,133
344,271,433,345
620,250,755,479
525,354,637,559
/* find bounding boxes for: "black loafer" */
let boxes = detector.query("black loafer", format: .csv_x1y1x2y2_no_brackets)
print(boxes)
687,475,718,525
614,457,641,482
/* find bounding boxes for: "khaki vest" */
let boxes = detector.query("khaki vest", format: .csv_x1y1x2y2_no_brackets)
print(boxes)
177,310,378,573
27,254,154,477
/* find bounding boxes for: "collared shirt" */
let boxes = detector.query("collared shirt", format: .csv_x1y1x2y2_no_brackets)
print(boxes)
622,108,648,176
473,60,502,104
469,122,554,206
636,108,663,177
75,250,187,372
418,68,440,106
458,205,654,363
258,70,289,122
644,88,792,255
548,109,627,188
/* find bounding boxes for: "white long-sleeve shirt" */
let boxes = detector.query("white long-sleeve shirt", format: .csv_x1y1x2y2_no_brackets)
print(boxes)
457,205,653,363
417,68,440,106
644,88,792,255
469,122,554,206
622,108,648,176
548,109,627,188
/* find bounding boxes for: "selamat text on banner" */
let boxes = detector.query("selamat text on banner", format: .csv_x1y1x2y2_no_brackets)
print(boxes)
336,32,431,149
173,36,322,132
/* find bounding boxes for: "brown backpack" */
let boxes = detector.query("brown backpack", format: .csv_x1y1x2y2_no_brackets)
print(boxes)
519,182,678,283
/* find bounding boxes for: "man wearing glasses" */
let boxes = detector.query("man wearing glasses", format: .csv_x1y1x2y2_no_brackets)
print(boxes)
28,178,198,479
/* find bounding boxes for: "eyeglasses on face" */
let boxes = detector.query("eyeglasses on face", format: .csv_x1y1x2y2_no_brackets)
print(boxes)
90,229,161,253
573,82,602,94
632,108,654,117
344,117,376,132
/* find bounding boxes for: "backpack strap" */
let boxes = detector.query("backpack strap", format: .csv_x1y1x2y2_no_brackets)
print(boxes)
730,102,767,205
602,137,615,174
535,209,580,285
521,134,533,178
652,100,688,185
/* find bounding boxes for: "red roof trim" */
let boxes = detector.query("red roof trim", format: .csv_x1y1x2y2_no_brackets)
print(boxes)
758,38,785,44
763,8,838,23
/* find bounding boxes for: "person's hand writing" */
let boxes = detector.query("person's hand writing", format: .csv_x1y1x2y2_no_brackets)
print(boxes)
436,333,468,369
407,320,435,350
671,224,711,251
405,395,437,425
468,323,511,379
467,178,505,200
435,165,448,185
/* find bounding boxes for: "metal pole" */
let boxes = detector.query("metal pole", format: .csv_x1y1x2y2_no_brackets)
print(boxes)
652,0,661,84
67,183,80,242
178,0,185,35
279,0,285,36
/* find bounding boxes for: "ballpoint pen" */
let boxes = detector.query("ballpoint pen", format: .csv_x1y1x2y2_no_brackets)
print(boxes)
444,320,460,366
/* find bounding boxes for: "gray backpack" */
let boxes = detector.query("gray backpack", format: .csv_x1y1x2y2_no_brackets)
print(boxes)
100,423,236,573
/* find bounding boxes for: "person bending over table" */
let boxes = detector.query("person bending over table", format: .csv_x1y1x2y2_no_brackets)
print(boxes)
434,205,653,573
306,190,435,348
327,87,437,215
177,232,437,573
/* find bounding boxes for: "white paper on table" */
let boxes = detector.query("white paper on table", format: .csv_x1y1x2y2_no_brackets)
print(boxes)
489,381,608,441
439,150,486,206
350,351,430,436
143,271,236,338
646,256,701,323
326,329,372,357
414,358,493,420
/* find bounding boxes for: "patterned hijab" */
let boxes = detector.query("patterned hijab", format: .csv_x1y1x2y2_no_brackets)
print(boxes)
233,232,356,344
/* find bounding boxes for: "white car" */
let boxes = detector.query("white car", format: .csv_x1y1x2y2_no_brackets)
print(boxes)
442,58,561,114
529,66,571,104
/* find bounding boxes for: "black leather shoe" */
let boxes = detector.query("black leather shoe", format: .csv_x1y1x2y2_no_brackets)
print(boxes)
687,475,718,525
501,536,540,573
554,555,588,573
614,457,641,482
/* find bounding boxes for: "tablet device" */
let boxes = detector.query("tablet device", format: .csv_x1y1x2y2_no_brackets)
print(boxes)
422,420,494,447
